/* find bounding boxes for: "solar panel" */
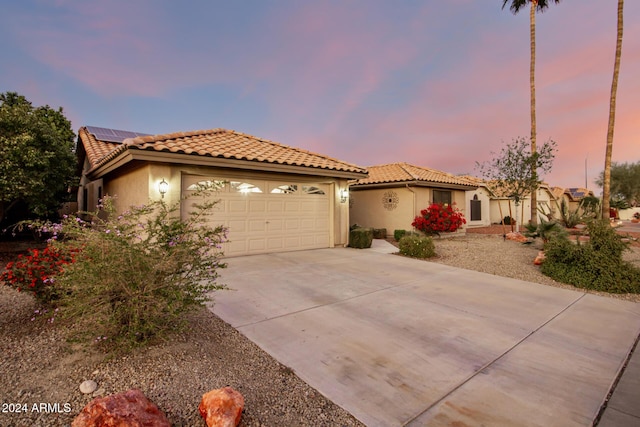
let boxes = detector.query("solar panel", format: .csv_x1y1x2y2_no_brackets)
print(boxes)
86,126,152,143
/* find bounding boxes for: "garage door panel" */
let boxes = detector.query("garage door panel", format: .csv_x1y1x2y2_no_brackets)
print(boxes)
229,200,248,213
285,219,299,230
228,219,247,232
267,238,284,250
284,236,300,248
267,200,284,212
249,220,267,232
285,201,300,213
248,238,266,251
267,219,283,231
249,200,266,212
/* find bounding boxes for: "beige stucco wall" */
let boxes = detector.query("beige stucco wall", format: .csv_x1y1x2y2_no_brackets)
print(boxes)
104,164,166,212
103,163,350,248
349,186,469,236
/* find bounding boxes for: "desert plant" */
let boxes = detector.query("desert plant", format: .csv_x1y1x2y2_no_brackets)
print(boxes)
523,218,567,243
398,235,436,259
412,203,466,236
541,219,640,293
557,199,583,228
32,187,228,352
349,227,372,249
633,212,640,220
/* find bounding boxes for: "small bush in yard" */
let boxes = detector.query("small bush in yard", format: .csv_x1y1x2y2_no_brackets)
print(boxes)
349,228,373,249
373,228,387,239
1,246,78,303
399,235,436,259
412,203,466,236
16,186,228,352
394,230,407,241
541,220,640,293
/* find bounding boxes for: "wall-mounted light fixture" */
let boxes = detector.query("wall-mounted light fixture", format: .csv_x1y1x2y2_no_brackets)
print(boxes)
158,179,169,198
339,188,349,203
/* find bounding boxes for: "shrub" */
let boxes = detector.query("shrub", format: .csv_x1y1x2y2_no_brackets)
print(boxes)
394,229,407,241
1,246,78,303
412,203,466,236
372,228,387,239
34,188,228,352
399,235,436,259
501,216,515,225
349,228,372,249
541,220,640,293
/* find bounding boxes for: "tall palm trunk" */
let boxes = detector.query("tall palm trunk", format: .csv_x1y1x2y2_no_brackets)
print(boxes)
602,0,624,219
529,2,538,225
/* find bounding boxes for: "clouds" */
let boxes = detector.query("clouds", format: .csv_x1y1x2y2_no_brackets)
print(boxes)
1,0,638,189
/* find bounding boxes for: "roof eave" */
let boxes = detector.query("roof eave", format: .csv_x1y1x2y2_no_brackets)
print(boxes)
87,148,368,180
350,180,477,191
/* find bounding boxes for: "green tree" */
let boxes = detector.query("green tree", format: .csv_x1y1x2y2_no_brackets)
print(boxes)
0,92,76,224
476,136,557,231
502,0,561,225
602,0,624,218
597,161,639,207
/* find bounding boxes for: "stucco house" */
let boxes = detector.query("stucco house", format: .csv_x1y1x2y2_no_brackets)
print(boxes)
460,176,565,227
348,163,478,235
76,126,367,257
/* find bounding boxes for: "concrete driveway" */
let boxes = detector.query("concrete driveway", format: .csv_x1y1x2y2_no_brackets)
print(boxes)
209,242,640,426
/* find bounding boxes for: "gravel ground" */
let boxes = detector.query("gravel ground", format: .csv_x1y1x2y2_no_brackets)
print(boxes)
1,228,639,426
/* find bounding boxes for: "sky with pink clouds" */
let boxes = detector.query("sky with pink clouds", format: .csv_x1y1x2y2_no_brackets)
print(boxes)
1,0,638,190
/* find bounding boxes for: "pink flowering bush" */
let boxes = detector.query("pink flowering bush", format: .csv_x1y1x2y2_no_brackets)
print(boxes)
412,203,466,235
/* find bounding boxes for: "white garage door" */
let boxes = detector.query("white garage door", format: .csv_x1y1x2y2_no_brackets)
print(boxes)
182,175,331,257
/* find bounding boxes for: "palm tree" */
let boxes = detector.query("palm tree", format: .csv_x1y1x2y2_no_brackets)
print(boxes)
502,0,560,226
602,0,624,219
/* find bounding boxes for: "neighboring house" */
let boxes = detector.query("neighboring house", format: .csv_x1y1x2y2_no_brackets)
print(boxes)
77,125,367,257
348,163,478,235
551,186,596,215
463,178,559,226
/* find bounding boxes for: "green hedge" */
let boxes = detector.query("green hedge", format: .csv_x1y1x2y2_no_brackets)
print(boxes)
398,235,435,259
349,228,373,249
541,220,640,293
373,228,387,239
394,229,406,241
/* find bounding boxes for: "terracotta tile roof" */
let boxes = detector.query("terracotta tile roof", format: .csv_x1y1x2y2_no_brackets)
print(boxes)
78,126,367,176
78,127,122,168
351,163,477,188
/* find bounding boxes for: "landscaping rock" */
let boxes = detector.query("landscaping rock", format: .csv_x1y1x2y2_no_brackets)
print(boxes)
72,388,170,427
198,387,244,427
534,251,546,265
79,379,98,394
506,232,528,243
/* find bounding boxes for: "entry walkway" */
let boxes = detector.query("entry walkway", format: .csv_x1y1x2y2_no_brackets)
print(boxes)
210,244,640,426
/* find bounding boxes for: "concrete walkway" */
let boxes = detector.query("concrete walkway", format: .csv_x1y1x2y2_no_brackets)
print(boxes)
210,241,640,426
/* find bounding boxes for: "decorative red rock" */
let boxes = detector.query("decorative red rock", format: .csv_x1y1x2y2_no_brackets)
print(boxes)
198,387,244,427
506,232,528,243
534,250,546,265
72,388,170,427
